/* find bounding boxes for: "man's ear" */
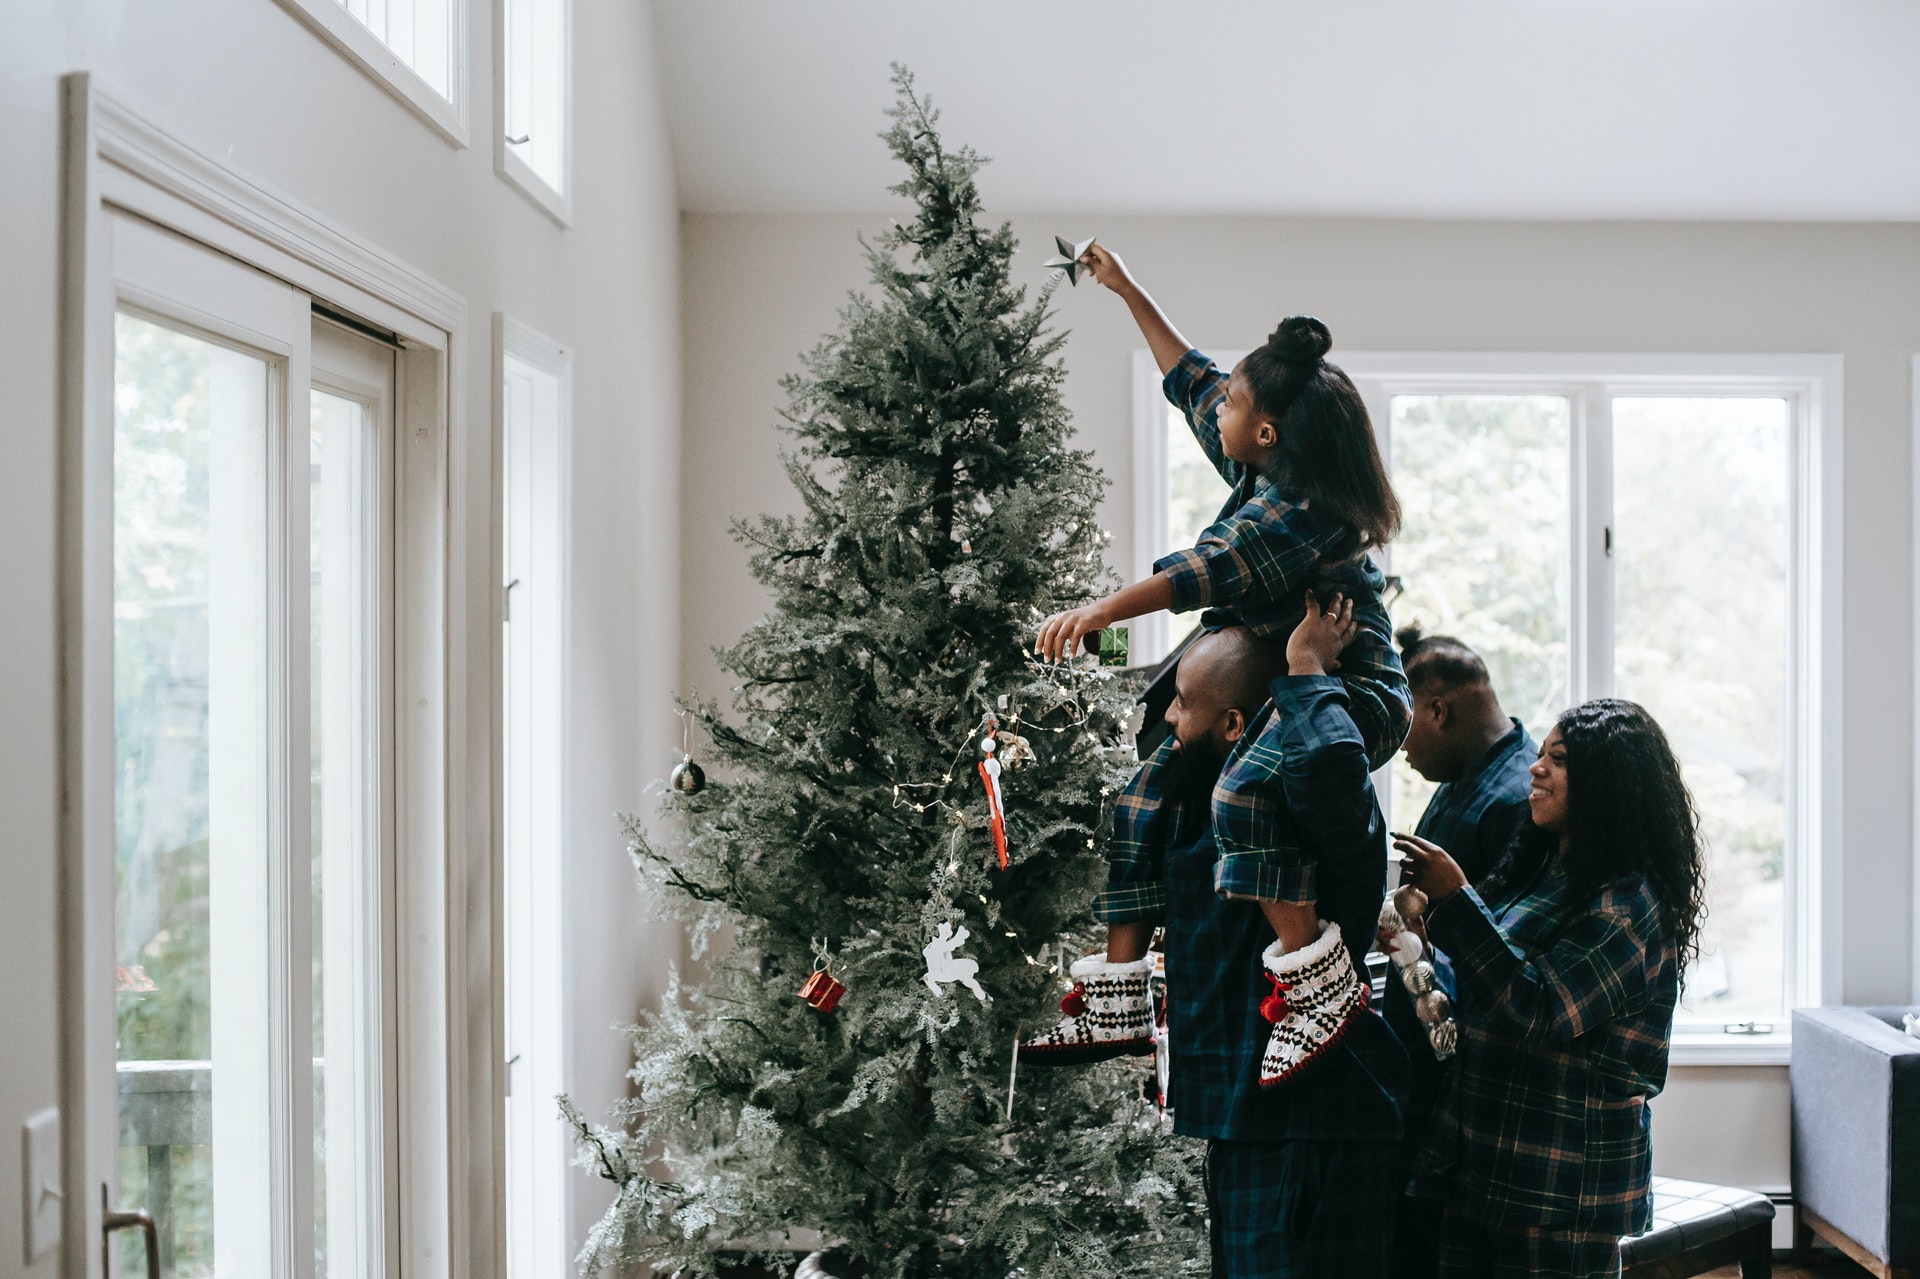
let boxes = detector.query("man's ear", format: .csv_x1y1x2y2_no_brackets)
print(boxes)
1429,695,1451,728
1221,707,1248,744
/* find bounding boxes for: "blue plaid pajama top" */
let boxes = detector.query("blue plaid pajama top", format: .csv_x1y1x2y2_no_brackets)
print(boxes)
1386,720,1537,1127
1092,351,1411,922
1155,348,1411,771
1413,857,1678,1234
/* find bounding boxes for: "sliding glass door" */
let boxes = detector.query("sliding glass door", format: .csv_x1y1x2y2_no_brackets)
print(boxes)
106,212,397,1279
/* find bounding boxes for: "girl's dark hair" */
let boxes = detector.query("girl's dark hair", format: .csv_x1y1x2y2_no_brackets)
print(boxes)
1483,698,1707,970
1238,316,1401,548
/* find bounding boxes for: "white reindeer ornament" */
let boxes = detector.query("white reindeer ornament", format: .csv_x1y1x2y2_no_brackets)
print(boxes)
922,921,989,1002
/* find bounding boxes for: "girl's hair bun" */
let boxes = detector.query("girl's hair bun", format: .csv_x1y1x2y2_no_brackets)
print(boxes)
1267,315,1332,366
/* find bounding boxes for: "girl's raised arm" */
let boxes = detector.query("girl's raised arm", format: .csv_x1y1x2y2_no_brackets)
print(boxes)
1081,245,1191,377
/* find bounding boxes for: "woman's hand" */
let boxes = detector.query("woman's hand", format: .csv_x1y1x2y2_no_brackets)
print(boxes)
1393,832,1469,905
1285,592,1356,676
1078,243,1137,296
1035,601,1114,663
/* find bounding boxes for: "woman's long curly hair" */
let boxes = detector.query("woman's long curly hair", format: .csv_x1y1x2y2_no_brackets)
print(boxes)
1484,699,1707,970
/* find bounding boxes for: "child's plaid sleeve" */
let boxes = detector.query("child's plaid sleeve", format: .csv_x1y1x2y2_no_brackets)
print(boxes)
1152,489,1349,619
1162,349,1247,490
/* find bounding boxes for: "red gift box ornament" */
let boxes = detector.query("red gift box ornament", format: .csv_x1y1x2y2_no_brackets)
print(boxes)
798,961,846,1014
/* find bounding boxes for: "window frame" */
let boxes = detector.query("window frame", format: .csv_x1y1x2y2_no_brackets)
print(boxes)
495,314,573,1278
1132,348,1844,1064
491,0,572,225
275,0,470,147
62,75,493,1277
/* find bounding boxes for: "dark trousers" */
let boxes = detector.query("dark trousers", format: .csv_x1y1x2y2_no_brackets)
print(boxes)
1435,1208,1621,1279
1389,1192,1442,1279
1205,1138,1401,1279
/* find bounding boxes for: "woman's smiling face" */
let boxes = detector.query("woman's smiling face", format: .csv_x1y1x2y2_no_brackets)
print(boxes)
1528,725,1570,833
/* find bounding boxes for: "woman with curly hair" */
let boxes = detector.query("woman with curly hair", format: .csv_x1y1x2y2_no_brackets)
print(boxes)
1393,698,1707,1279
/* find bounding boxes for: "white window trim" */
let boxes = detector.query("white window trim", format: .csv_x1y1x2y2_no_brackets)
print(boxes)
60,74,496,1276
274,0,470,148
1133,348,1844,1066
491,0,572,226
495,314,573,1278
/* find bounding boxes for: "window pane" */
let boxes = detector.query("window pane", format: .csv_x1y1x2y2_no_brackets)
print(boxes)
312,389,380,1278
115,311,272,1278
504,0,566,192
1613,396,1789,1023
504,353,568,1276
340,0,452,98
1388,395,1571,823
1164,403,1232,654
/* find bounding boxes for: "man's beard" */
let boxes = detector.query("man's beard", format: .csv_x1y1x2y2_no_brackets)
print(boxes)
1168,734,1228,810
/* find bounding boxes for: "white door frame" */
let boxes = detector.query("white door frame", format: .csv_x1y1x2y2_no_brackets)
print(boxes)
57,74,496,1279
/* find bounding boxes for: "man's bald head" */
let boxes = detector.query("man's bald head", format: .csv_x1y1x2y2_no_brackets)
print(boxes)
1163,626,1285,765
1182,626,1284,713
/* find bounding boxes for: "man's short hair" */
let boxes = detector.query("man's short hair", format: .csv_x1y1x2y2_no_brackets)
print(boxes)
1396,624,1490,693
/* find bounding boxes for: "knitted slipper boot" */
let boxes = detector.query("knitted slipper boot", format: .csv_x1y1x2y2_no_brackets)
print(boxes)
1257,921,1367,1088
1019,953,1155,1066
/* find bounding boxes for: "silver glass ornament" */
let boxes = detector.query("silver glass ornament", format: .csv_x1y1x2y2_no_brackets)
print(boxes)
1405,959,1437,996
1415,989,1453,1025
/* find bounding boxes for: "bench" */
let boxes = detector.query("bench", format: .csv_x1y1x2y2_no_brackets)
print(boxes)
1620,1177,1775,1279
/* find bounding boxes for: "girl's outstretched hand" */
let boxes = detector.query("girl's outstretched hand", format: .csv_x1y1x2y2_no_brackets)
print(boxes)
1393,832,1469,905
1078,243,1136,295
1035,602,1113,664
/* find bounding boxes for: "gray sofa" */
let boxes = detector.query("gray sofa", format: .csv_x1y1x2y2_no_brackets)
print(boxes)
1789,1006,1920,1277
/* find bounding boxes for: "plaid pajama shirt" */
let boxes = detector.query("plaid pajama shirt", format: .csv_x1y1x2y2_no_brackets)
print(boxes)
1412,859,1678,1238
1092,351,1411,924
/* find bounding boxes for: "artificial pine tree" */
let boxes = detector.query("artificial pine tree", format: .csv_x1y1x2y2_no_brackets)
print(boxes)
563,69,1206,1279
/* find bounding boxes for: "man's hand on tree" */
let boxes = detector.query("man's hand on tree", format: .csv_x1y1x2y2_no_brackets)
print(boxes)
1285,592,1357,677
1035,601,1114,663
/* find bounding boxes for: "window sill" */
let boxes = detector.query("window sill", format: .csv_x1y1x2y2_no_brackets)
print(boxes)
1669,1030,1791,1067
497,146,571,227
274,0,468,148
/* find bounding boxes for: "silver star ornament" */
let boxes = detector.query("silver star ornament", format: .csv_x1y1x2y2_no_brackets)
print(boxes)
1043,235,1096,285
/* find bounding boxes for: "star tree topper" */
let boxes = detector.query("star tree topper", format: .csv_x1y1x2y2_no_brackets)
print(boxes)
1043,234,1097,285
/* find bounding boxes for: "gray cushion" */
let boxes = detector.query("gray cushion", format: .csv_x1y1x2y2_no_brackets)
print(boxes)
1791,1006,1920,1265
1618,1177,1773,1264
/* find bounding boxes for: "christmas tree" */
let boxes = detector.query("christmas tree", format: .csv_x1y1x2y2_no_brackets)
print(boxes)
563,68,1205,1279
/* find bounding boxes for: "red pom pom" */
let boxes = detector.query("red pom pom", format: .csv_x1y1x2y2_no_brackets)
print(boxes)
1259,974,1292,1023
1060,982,1088,1017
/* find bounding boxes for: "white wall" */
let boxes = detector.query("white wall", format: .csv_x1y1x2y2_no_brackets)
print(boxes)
0,0,681,1268
682,210,1920,1197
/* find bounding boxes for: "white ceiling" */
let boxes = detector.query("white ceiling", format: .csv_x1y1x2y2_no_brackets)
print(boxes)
651,0,1920,220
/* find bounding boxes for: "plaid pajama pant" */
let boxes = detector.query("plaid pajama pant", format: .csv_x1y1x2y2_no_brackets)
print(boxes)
1204,1138,1401,1279
1434,1209,1621,1279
